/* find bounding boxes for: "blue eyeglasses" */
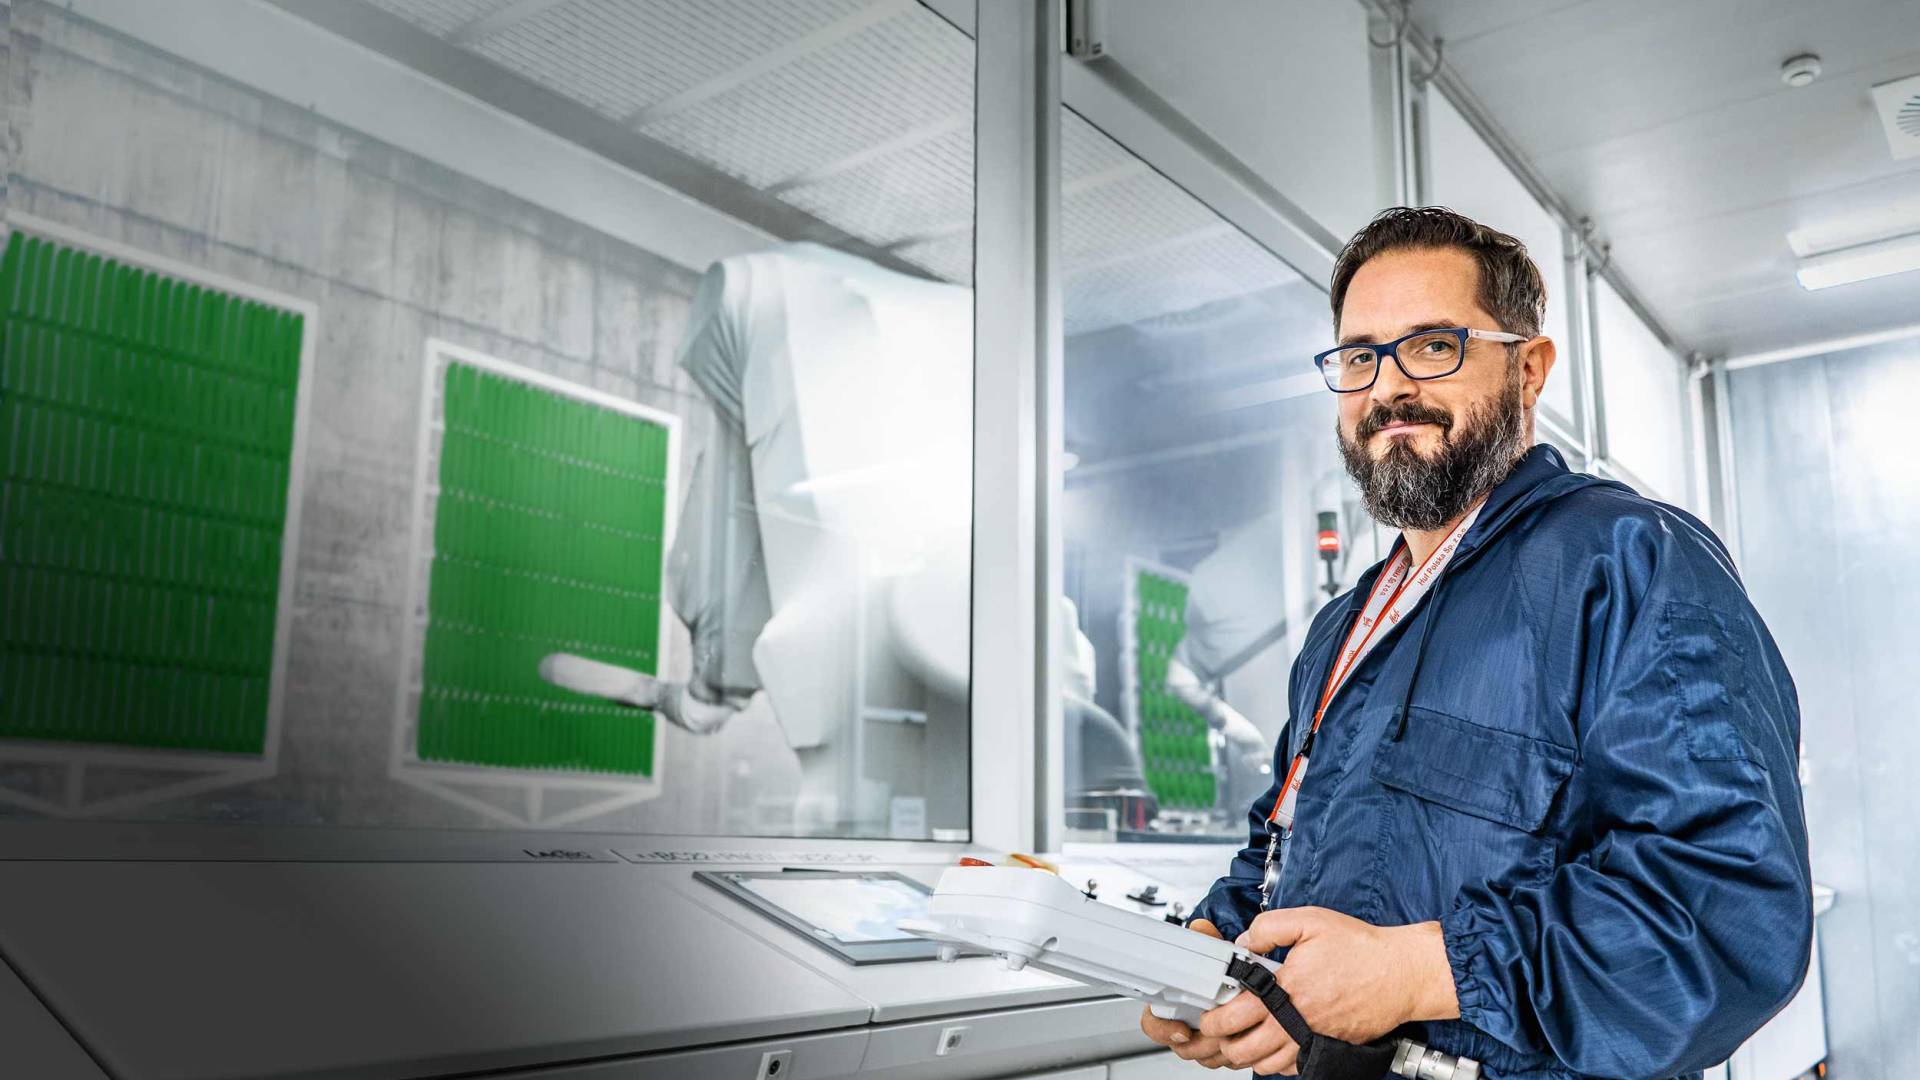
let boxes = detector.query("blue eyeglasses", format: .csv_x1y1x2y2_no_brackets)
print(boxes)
1313,327,1527,393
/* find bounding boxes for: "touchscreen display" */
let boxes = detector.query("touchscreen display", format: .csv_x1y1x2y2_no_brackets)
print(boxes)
736,875,931,944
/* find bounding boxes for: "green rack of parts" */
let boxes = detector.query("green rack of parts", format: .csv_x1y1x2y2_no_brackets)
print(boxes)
416,361,670,778
0,233,302,754
1132,568,1215,811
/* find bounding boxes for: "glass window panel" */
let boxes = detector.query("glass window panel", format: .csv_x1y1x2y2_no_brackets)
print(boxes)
1425,91,1579,435
2,0,973,840
1536,417,1587,471
1099,0,1381,239
1594,277,1692,506
1057,111,1355,843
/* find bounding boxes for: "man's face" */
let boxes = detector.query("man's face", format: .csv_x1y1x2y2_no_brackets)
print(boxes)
1333,247,1556,529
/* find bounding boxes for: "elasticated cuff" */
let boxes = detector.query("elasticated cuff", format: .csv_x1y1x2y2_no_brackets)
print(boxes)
1440,902,1492,1028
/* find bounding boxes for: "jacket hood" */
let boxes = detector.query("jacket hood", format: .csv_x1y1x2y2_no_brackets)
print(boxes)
1458,444,1625,558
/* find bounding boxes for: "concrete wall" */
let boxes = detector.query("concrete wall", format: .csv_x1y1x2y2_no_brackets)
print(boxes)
1,0,807,832
1728,339,1920,1078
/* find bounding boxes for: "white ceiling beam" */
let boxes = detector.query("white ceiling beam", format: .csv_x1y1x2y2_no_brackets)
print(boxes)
765,112,968,194
1063,159,1149,196
82,0,774,274
1065,220,1238,276
1724,321,1920,371
623,0,911,128
450,0,576,45
885,160,1150,251
1067,427,1291,482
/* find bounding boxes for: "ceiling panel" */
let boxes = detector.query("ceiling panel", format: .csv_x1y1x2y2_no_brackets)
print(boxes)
346,0,1312,336
1414,0,1920,358
483,0,874,121
893,229,972,286
1430,0,1920,157
1062,226,1297,338
637,8,970,189
367,0,877,121
1529,53,1920,242
364,0,503,38
779,124,973,248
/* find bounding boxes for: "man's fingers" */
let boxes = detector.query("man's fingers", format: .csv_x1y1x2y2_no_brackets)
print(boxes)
1196,989,1268,1038
1236,906,1322,953
1138,1007,1193,1047
1188,918,1224,940
1219,1016,1295,1071
1169,1035,1225,1062
1253,1040,1302,1076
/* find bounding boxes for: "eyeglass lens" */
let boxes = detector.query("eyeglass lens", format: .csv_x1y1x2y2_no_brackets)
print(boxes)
1321,331,1463,391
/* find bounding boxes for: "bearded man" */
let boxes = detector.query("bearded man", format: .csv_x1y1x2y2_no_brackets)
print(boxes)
1140,207,1812,1079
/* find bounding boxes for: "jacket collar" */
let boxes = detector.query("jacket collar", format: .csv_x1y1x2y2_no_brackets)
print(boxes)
1339,443,1612,615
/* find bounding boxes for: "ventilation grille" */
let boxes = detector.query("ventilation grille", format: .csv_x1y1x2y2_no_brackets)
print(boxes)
1872,74,1920,161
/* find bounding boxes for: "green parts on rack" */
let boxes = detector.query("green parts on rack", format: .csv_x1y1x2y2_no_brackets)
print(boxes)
1130,567,1216,811
415,360,670,778
0,232,302,755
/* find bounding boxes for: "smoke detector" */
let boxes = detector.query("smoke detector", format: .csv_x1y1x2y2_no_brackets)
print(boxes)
1872,73,1920,161
1780,54,1822,88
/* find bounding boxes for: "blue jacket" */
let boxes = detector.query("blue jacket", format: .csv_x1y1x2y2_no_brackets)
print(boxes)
1192,445,1811,1080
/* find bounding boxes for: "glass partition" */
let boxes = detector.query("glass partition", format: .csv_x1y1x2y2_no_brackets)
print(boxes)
1,0,974,839
1424,90,1581,440
1535,421,1587,471
1054,110,1366,843
1593,276,1692,507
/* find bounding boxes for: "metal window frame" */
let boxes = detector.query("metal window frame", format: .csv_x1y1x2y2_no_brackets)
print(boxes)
1584,264,1610,469
970,0,1062,854
965,0,1357,853
1695,357,1743,552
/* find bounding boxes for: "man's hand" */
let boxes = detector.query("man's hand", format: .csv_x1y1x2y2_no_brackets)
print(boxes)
1197,989,1301,1075
1236,906,1460,1044
1139,919,1249,1069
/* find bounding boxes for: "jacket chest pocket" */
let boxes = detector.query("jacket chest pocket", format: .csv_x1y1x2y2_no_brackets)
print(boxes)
1369,707,1574,909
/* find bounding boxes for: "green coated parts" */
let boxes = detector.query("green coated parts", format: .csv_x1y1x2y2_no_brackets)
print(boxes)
1132,568,1214,810
415,360,670,777
0,233,299,754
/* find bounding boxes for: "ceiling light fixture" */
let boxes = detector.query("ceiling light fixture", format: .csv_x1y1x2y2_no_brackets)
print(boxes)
1781,53,1822,88
1796,231,1920,290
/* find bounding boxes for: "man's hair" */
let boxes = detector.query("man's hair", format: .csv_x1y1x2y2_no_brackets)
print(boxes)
1329,206,1546,339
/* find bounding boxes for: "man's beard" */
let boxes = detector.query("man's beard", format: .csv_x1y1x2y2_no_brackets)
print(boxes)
1336,366,1527,531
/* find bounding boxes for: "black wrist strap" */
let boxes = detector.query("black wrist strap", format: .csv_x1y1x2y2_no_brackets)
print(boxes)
1224,955,1405,1080
1225,955,1316,1047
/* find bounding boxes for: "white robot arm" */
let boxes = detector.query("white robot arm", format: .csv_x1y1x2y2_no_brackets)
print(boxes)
537,654,743,737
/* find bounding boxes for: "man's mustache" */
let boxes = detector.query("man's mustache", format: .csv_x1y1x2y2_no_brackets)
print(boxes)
1356,403,1455,442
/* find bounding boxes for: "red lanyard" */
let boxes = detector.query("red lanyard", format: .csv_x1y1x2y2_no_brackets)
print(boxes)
1266,503,1482,832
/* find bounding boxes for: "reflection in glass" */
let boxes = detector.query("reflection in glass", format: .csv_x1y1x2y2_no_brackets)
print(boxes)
1057,112,1376,842
649,244,974,838
1,0,974,840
